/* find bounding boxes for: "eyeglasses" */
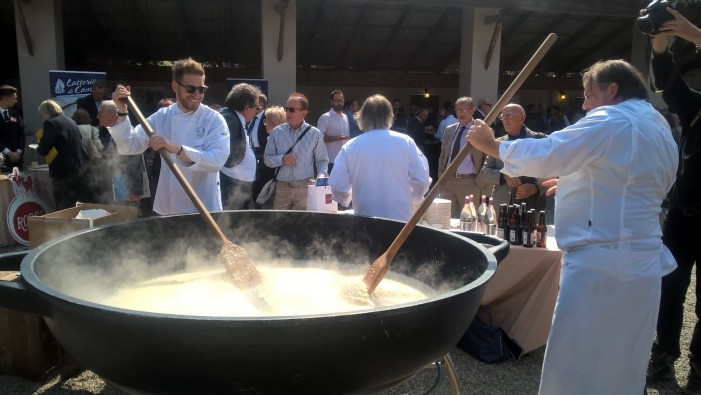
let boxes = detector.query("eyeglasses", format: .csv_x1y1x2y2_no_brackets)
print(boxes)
176,80,208,94
500,113,521,120
284,107,305,113
247,104,262,111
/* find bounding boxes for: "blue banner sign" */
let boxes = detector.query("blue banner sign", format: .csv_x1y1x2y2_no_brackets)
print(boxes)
226,78,269,97
48,70,106,117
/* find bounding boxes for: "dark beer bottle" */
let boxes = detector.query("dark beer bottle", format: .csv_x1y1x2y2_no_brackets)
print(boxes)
522,210,535,248
508,205,517,244
497,204,508,239
536,210,547,248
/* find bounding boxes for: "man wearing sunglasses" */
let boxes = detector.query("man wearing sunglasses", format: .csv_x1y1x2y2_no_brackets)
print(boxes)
264,92,329,210
219,83,262,210
110,58,229,215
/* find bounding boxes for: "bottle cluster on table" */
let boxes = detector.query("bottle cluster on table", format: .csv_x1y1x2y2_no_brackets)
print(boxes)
460,194,498,236
495,203,548,248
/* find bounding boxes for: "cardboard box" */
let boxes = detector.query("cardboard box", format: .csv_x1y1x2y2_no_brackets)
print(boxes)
28,203,138,249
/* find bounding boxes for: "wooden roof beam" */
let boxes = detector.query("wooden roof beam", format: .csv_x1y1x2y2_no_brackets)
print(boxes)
403,7,459,72
372,5,413,70
559,23,632,73
301,0,327,68
343,0,638,17
502,15,568,72
339,2,372,68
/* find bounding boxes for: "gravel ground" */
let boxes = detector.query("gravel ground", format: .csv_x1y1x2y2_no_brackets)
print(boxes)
0,240,695,394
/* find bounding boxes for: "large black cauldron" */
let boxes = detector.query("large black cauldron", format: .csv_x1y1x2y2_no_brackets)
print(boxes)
0,211,497,394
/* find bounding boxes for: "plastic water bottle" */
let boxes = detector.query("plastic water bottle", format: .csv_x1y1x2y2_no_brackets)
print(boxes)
315,173,328,186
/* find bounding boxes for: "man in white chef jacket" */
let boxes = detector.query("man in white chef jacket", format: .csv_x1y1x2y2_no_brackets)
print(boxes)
110,58,230,215
468,59,679,395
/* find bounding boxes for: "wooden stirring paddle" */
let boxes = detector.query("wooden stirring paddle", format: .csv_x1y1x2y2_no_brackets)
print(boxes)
124,96,263,291
363,33,559,295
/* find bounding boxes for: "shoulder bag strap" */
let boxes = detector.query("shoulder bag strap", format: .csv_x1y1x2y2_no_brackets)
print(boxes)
273,125,313,181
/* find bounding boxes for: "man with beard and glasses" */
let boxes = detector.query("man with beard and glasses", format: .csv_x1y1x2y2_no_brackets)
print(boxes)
109,57,229,215
317,89,349,174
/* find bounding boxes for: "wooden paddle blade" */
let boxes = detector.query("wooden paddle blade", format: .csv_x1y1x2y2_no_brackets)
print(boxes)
363,253,390,295
219,242,262,289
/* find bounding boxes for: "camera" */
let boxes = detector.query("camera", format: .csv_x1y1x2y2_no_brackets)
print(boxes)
638,0,678,35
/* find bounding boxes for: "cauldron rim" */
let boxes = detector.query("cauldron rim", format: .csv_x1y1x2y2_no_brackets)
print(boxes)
19,213,497,322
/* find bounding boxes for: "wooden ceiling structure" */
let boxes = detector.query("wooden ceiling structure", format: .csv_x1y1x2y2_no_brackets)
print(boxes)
2,0,683,87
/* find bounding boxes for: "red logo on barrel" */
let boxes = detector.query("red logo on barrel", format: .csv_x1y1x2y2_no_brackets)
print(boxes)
7,199,46,245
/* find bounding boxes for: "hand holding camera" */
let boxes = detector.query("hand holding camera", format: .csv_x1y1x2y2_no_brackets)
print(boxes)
640,1,701,52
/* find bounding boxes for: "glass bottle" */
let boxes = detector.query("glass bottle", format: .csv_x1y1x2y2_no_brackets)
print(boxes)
508,205,518,244
468,194,478,231
485,197,497,236
536,210,547,248
522,210,535,248
497,204,508,240
459,196,472,231
476,195,487,233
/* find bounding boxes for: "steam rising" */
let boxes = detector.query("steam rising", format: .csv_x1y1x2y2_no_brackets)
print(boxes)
31,212,484,317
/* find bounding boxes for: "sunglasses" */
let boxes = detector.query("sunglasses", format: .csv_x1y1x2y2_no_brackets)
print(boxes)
176,80,208,94
284,107,305,113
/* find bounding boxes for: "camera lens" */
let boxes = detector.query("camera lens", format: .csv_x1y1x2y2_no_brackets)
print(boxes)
637,15,657,35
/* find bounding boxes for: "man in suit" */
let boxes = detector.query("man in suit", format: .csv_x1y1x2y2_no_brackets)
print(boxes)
438,96,488,218
250,94,276,207
474,98,492,120
76,80,106,126
407,107,429,153
0,85,25,172
479,103,548,211
220,83,263,210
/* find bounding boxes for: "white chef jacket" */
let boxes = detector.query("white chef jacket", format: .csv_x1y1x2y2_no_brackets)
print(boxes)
498,99,678,394
329,129,430,221
109,103,230,215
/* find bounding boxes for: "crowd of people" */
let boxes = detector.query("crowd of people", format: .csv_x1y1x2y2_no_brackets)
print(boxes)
4,7,701,392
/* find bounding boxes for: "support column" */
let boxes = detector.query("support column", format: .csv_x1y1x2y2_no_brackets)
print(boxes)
458,7,501,105
16,0,64,131
261,0,297,106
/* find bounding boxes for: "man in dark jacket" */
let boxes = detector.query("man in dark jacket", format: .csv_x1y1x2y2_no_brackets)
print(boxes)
479,103,548,211
76,80,106,126
36,100,88,210
219,83,263,210
646,8,701,394
0,85,26,172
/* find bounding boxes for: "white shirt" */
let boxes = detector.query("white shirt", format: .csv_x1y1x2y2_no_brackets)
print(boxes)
329,129,430,221
317,109,349,162
220,111,256,182
437,115,457,141
108,103,230,215
249,114,262,148
499,99,678,274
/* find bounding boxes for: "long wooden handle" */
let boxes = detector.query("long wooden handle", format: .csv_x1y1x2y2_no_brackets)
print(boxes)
384,33,558,261
125,97,229,245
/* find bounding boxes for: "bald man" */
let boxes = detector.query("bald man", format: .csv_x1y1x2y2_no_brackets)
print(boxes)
478,103,548,210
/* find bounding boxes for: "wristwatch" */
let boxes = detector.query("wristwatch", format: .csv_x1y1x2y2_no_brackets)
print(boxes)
117,111,128,116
